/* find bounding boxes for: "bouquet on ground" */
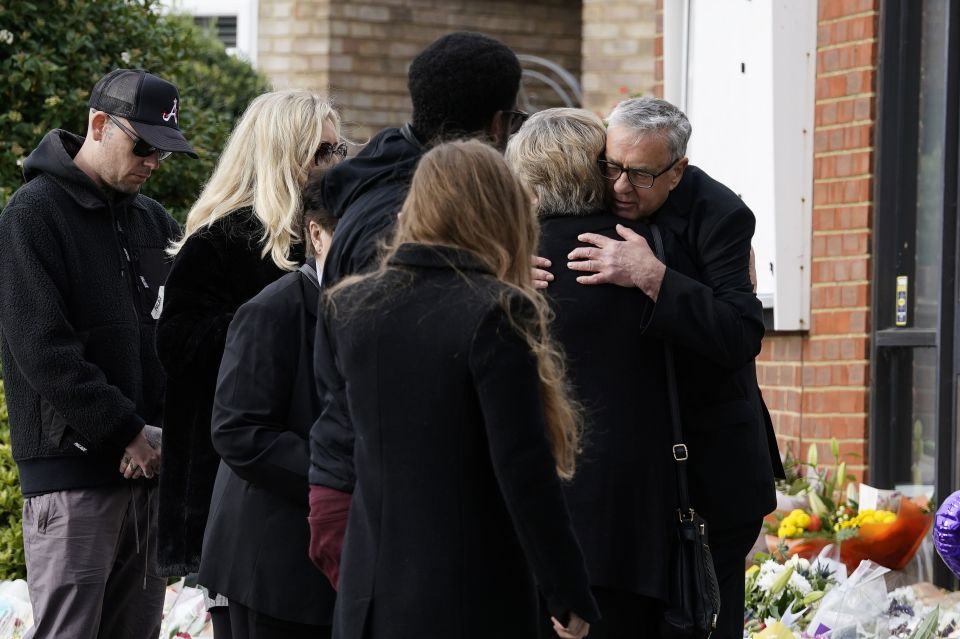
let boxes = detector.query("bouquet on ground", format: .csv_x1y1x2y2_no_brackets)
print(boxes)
765,439,933,572
744,551,844,636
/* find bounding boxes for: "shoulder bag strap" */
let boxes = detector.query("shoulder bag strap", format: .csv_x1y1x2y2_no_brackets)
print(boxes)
649,223,693,519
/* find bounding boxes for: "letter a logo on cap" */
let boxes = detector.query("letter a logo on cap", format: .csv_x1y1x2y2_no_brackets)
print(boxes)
162,98,178,124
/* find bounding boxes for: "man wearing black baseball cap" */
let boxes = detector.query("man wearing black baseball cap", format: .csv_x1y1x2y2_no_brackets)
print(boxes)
0,69,193,638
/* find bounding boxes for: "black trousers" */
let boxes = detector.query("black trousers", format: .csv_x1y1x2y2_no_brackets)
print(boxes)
228,601,332,639
709,520,763,639
541,588,663,638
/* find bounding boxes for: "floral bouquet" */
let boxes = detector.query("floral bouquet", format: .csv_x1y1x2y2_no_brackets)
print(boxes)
764,439,933,573
744,551,843,636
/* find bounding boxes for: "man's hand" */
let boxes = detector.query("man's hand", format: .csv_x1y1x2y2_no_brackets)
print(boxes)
551,613,590,639
120,426,161,479
532,255,554,290
566,224,666,300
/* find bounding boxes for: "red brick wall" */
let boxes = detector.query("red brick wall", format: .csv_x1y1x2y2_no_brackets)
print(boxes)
757,0,879,478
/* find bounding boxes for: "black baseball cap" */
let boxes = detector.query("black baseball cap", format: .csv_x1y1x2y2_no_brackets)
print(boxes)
88,69,198,159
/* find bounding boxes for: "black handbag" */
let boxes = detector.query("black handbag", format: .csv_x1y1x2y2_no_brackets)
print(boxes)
650,223,721,639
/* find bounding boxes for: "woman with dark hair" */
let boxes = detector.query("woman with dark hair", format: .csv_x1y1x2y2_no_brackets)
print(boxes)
506,108,677,638
309,139,599,639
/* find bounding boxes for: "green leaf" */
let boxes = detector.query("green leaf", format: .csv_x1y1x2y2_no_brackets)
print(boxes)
908,607,939,639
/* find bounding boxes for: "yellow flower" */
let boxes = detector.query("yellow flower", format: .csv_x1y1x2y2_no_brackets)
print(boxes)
753,621,798,639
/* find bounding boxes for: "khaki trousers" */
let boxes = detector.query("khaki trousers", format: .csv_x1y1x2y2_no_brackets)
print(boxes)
22,483,165,639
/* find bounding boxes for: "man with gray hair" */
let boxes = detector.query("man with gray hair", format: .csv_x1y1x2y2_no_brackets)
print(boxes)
561,96,783,639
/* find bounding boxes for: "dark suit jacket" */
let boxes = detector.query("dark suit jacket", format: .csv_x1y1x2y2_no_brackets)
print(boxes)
538,213,675,601
644,165,782,530
310,243,599,639
197,263,335,625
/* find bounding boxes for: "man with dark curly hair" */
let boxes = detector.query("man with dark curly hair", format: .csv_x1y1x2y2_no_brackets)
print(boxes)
316,31,526,287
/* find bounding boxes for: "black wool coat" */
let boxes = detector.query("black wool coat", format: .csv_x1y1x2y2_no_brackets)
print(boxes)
643,165,783,531
198,263,335,626
155,209,303,576
538,213,675,602
310,244,600,639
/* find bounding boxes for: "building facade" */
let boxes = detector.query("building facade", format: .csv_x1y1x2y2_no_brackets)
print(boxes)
170,0,959,584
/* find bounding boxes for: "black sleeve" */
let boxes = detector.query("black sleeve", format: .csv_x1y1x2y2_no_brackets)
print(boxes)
645,206,765,370
468,296,599,625
308,303,356,492
156,232,236,381
0,200,143,454
210,296,309,505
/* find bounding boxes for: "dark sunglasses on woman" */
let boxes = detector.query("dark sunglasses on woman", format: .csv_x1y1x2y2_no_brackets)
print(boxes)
315,141,348,165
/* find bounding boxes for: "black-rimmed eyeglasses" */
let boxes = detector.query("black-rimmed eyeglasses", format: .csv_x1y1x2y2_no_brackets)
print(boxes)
107,115,171,161
315,141,348,165
598,157,678,189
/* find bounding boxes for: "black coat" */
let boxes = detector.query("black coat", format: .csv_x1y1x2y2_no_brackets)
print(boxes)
198,263,335,625
538,213,675,601
0,130,179,496
155,209,303,576
643,165,782,530
310,244,599,638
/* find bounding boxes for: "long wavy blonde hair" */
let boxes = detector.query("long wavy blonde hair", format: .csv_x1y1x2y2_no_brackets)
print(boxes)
334,139,583,478
168,89,341,270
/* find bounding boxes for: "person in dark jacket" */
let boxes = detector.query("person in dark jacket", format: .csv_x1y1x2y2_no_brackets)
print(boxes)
507,108,676,637
307,30,529,581
318,31,528,287
563,97,784,639
0,69,196,639
155,89,344,635
196,171,338,639
311,140,598,639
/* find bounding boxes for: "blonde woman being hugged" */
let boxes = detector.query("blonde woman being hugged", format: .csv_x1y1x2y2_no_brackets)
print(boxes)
309,140,599,639
155,90,345,637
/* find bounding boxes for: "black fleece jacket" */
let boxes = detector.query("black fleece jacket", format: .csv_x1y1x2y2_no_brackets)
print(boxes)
0,130,180,497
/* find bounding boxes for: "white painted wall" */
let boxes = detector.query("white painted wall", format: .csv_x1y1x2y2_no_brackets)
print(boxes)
160,0,259,66
664,0,816,331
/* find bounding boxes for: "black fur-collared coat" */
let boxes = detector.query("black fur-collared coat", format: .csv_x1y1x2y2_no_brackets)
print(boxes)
155,208,303,576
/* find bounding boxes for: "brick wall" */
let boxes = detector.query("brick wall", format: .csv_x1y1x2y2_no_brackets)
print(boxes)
336,0,582,140
580,0,658,116
258,0,332,92
259,0,583,141
757,0,879,478
654,0,663,98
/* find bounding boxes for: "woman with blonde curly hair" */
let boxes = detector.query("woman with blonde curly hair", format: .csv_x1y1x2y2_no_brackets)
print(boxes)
155,89,346,637
308,139,598,639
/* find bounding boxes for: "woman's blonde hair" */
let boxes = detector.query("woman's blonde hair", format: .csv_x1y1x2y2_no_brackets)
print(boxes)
505,107,607,216
169,89,341,270
334,139,583,478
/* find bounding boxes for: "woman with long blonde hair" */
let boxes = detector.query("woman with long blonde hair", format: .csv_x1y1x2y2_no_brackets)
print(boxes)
155,89,345,637
307,139,598,639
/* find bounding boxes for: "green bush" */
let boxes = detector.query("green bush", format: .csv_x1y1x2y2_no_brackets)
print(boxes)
0,0,270,221
0,376,25,580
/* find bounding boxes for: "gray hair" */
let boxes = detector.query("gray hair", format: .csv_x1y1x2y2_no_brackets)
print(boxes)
505,108,607,217
607,97,692,161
